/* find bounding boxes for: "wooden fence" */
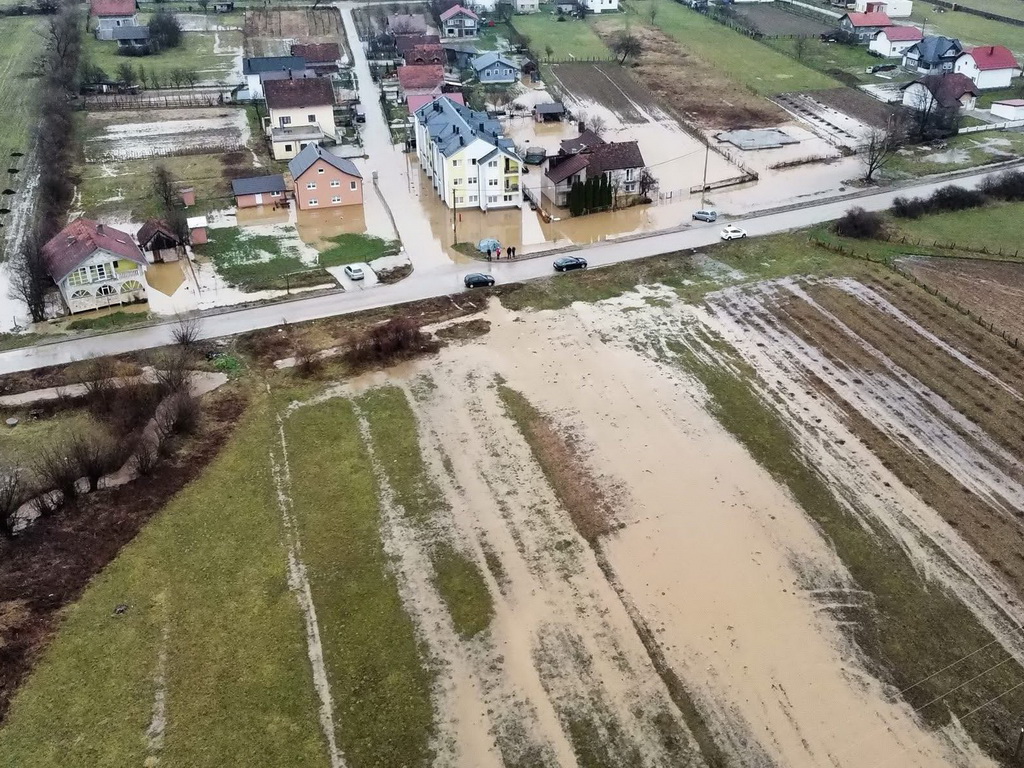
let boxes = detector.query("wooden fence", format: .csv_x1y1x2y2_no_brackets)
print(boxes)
78,93,229,110
810,236,1022,350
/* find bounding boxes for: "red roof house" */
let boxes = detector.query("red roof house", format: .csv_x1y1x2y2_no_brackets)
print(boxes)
880,25,922,41
955,45,1021,88
90,0,137,16
397,64,445,100
440,4,478,38
839,11,892,42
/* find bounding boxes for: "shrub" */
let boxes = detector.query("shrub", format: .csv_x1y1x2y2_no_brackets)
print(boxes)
33,442,81,507
928,184,986,213
151,350,195,397
891,195,927,219
833,207,884,239
130,435,159,476
980,170,1024,201
171,314,202,350
344,316,440,370
66,430,123,491
293,341,323,378
156,392,202,439
0,469,26,539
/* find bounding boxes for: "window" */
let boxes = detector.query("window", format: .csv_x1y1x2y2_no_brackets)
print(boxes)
270,191,281,197
487,194,498,203
625,168,636,181
308,115,317,123
452,159,461,167
318,167,325,174
332,196,342,204
488,160,498,167
455,195,464,204
488,178,498,186
68,267,89,287
470,158,477,165
306,182,317,190
625,183,636,192
89,264,110,282
504,194,514,201
281,115,292,126
468,194,477,202
453,178,463,186
468,177,477,184
308,198,319,206
350,181,358,191
284,143,293,152
330,180,340,188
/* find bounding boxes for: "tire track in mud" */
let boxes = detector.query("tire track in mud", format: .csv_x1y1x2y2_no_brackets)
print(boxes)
268,416,346,768
409,364,707,768
523,287,1005,767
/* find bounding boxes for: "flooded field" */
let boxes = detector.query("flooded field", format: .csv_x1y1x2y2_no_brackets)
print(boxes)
83,109,248,162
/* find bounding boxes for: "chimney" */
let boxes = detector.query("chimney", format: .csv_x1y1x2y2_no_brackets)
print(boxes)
460,136,464,146
578,120,586,134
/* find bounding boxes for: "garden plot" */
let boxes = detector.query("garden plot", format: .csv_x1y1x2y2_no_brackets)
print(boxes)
243,7,348,62
83,109,247,162
731,2,833,36
774,91,875,149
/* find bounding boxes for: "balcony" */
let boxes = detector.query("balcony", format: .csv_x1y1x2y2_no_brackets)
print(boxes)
504,183,519,192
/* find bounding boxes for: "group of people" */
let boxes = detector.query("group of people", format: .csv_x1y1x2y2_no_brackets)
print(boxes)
485,245,517,261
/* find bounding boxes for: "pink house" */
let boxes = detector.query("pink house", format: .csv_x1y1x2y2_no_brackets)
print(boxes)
287,143,363,211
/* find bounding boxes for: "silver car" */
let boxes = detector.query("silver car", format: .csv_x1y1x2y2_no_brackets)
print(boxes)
692,209,718,222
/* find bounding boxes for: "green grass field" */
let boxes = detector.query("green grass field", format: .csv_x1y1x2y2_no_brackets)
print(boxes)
908,6,1024,52
885,131,1024,177
889,200,1024,255
952,0,1024,22
81,26,242,85
316,233,401,267
0,18,45,155
637,0,838,94
509,14,611,60
0,402,330,767
766,36,880,83
198,227,335,292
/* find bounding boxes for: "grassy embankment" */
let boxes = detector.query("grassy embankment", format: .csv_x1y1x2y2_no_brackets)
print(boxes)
0,401,329,768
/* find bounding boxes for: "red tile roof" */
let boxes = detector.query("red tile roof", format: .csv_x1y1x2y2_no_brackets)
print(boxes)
878,25,922,42
844,11,891,26
407,91,464,113
397,64,445,91
264,76,334,109
41,219,146,283
963,45,1019,71
91,0,136,16
408,43,444,63
396,34,440,56
440,4,478,21
290,43,341,64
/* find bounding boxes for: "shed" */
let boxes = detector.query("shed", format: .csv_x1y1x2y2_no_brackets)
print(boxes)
533,102,565,122
231,174,288,208
180,187,196,207
187,216,209,245
992,98,1024,121
137,219,183,263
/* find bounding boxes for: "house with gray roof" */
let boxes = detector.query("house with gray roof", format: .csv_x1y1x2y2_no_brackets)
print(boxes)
471,52,520,84
232,174,288,208
288,144,363,210
111,25,149,50
902,35,963,74
542,129,646,210
413,95,522,211
241,56,308,99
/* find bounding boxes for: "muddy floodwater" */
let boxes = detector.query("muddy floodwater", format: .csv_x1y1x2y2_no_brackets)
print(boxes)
299,291,1008,768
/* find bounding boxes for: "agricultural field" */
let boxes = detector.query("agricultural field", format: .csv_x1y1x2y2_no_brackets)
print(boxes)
0,17,44,157
243,7,347,59
731,2,832,36
5,219,1024,767
888,200,1024,255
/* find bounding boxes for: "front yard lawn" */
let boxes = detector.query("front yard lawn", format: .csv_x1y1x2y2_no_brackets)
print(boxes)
81,27,242,85
888,201,1024,257
198,227,335,292
316,234,400,267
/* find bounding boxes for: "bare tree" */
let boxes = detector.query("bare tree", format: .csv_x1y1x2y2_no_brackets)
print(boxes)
0,469,26,540
8,233,52,323
588,114,607,136
182,68,199,88
861,117,906,182
171,314,202,349
198,0,209,11
154,164,180,212
33,443,80,507
638,167,659,198
793,35,809,61
612,32,642,65
67,431,121,492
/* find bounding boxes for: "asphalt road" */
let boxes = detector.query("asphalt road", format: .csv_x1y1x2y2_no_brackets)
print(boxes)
0,167,1005,374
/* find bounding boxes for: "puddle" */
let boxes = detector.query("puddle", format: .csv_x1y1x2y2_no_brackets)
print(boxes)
146,261,187,297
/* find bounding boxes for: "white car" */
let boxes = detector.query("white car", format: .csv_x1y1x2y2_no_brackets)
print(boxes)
344,264,365,281
720,225,747,241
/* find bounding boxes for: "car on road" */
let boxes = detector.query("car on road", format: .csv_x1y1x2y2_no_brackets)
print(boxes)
344,265,365,281
553,256,588,272
464,272,495,288
692,209,718,222
720,225,747,241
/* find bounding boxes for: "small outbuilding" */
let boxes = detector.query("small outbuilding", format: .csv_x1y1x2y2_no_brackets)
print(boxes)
187,216,209,245
992,98,1024,120
137,219,183,263
232,174,288,207
533,102,565,122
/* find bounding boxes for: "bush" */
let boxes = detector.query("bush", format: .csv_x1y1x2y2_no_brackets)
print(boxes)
344,316,440,370
892,195,927,219
928,184,986,213
67,430,123,491
833,207,884,239
0,469,26,539
33,443,81,507
156,392,202,439
293,341,323,378
980,170,1024,201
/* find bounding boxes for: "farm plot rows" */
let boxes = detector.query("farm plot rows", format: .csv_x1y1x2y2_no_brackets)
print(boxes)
731,3,833,37
244,8,347,60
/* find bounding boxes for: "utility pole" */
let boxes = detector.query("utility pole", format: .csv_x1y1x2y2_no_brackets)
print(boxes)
700,142,710,209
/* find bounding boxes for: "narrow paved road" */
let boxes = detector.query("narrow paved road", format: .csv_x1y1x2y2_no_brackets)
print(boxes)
0,168,1005,375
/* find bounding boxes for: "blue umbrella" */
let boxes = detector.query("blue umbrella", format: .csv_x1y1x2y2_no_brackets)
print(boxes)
478,237,501,253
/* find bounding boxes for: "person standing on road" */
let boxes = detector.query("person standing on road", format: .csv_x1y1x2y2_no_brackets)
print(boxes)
486,248,492,261
510,245,517,258
496,246,502,260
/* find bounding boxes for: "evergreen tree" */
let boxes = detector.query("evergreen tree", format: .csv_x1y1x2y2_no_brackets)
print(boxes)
569,181,584,216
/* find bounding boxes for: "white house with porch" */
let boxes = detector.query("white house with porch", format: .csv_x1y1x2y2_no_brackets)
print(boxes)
41,219,148,315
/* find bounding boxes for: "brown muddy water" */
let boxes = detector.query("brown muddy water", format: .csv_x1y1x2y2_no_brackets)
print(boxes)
284,291,1011,768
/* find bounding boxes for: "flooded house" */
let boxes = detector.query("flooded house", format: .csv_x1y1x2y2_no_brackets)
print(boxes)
287,143,363,210
542,130,646,211
137,219,183,263
41,219,148,315
232,174,288,208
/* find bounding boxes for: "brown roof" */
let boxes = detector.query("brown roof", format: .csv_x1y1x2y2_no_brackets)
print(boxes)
545,153,590,184
407,43,444,64
290,43,341,64
264,76,334,109
396,34,440,56
907,73,978,108
587,141,645,174
137,219,181,248
560,129,605,154
397,64,445,91
41,219,146,283
91,0,135,16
